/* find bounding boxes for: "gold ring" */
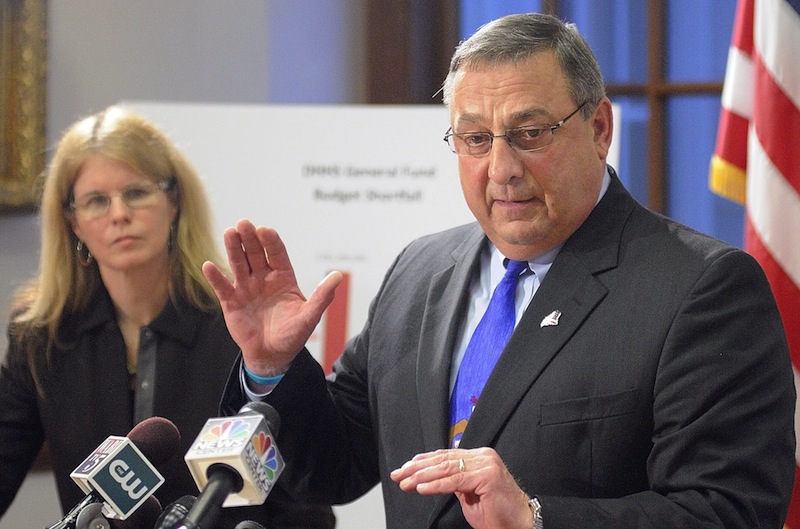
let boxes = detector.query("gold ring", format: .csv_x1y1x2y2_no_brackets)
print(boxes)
458,458,466,473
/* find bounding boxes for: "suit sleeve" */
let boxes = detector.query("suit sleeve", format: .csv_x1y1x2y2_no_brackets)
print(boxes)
537,248,796,529
220,345,380,505
0,323,46,516
218,246,423,506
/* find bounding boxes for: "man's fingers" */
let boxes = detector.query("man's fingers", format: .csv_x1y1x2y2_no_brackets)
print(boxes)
391,450,469,494
291,271,344,336
237,219,271,274
309,271,343,309
254,225,292,272
202,261,234,301
223,225,253,280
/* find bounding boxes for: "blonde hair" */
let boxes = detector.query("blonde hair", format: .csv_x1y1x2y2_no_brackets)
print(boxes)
12,105,229,348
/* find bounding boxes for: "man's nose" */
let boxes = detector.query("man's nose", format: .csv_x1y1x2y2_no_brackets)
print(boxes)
487,135,523,184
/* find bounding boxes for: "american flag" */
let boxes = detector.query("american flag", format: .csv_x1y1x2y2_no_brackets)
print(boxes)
709,0,800,526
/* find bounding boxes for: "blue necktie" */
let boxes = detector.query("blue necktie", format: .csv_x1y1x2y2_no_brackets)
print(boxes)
449,259,528,448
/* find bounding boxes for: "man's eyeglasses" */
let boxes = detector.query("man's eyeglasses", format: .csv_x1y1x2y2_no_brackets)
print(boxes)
69,179,175,219
443,101,588,157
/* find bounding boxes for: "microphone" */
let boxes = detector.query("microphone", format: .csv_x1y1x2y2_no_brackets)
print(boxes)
109,495,162,529
47,417,180,528
73,496,163,529
57,491,163,529
153,495,196,529
181,402,285,529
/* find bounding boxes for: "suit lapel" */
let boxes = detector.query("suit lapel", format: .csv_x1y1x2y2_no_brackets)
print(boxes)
416,225,486,452
425,172,637,527
459,252,611,449
424,247,615,528
457,172,636,450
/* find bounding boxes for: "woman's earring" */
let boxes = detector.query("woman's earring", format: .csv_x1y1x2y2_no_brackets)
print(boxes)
76,240,93,266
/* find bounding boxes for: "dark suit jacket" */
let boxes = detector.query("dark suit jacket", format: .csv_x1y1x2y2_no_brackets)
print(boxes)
223,170,795,528
0,288,334,529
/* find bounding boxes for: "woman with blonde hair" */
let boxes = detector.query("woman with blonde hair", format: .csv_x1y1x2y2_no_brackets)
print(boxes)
0,105,335,529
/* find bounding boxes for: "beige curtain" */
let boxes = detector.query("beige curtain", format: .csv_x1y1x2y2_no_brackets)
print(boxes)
0,0,46,212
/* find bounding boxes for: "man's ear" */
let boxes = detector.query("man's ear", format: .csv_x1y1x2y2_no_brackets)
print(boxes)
592,97,614,160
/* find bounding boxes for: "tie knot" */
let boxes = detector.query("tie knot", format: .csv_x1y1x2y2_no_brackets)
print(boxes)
504,259,528,279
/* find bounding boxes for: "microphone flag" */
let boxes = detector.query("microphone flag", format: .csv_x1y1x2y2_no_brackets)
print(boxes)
184,408,284,507
70,435,164,519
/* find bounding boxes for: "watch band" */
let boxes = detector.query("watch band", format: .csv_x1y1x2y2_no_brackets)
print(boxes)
528,496,543,529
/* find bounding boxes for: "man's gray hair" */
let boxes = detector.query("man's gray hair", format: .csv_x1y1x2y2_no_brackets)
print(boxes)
441,13,606,118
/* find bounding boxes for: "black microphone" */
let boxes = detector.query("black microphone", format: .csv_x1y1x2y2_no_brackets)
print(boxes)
109,495,162,529
153,495,196,529
46,417,180,529
181,402,285,529
75,497,164,529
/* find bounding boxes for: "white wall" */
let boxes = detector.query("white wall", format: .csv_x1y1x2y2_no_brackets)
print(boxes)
0,1,367,527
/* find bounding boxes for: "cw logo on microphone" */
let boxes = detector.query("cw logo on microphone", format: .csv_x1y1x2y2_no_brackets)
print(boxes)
93,443,163,515
70,438,165,519
108,458,151,500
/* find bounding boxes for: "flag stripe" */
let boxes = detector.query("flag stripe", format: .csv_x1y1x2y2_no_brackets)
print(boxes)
787,459,800,525
720,47,754,119
794,367,800,464
745,217,800,362
745,130,800,288
714,108,749,169
712,1,800,526
732,0,755,56
755,0,800,110
708,0,754,204
752,55,800,196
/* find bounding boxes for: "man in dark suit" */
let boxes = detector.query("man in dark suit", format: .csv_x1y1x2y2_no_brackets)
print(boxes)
203,13,795,529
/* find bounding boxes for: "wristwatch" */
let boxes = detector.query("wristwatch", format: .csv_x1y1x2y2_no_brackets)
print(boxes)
528,496,543,529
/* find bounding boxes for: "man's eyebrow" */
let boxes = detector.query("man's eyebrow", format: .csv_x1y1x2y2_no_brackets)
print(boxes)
453,112,484,127
454,107,553,128
512,107,551,122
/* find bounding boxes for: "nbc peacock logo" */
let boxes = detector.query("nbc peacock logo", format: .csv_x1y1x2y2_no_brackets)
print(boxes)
201,419,251,442
251,432,280,481
193,419,252,452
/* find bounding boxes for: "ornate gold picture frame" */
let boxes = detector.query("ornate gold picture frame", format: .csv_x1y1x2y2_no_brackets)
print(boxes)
1,0,46,213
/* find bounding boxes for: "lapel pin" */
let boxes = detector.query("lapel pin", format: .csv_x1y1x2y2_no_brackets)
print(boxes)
540,310,562,328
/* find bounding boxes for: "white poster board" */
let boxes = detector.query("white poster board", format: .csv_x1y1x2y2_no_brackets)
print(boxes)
126,103,473,356
125,101,620,529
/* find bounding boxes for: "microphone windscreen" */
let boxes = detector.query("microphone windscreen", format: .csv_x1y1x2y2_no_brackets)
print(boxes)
109,495,162,529
238,401,281,436
127,416,181,467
